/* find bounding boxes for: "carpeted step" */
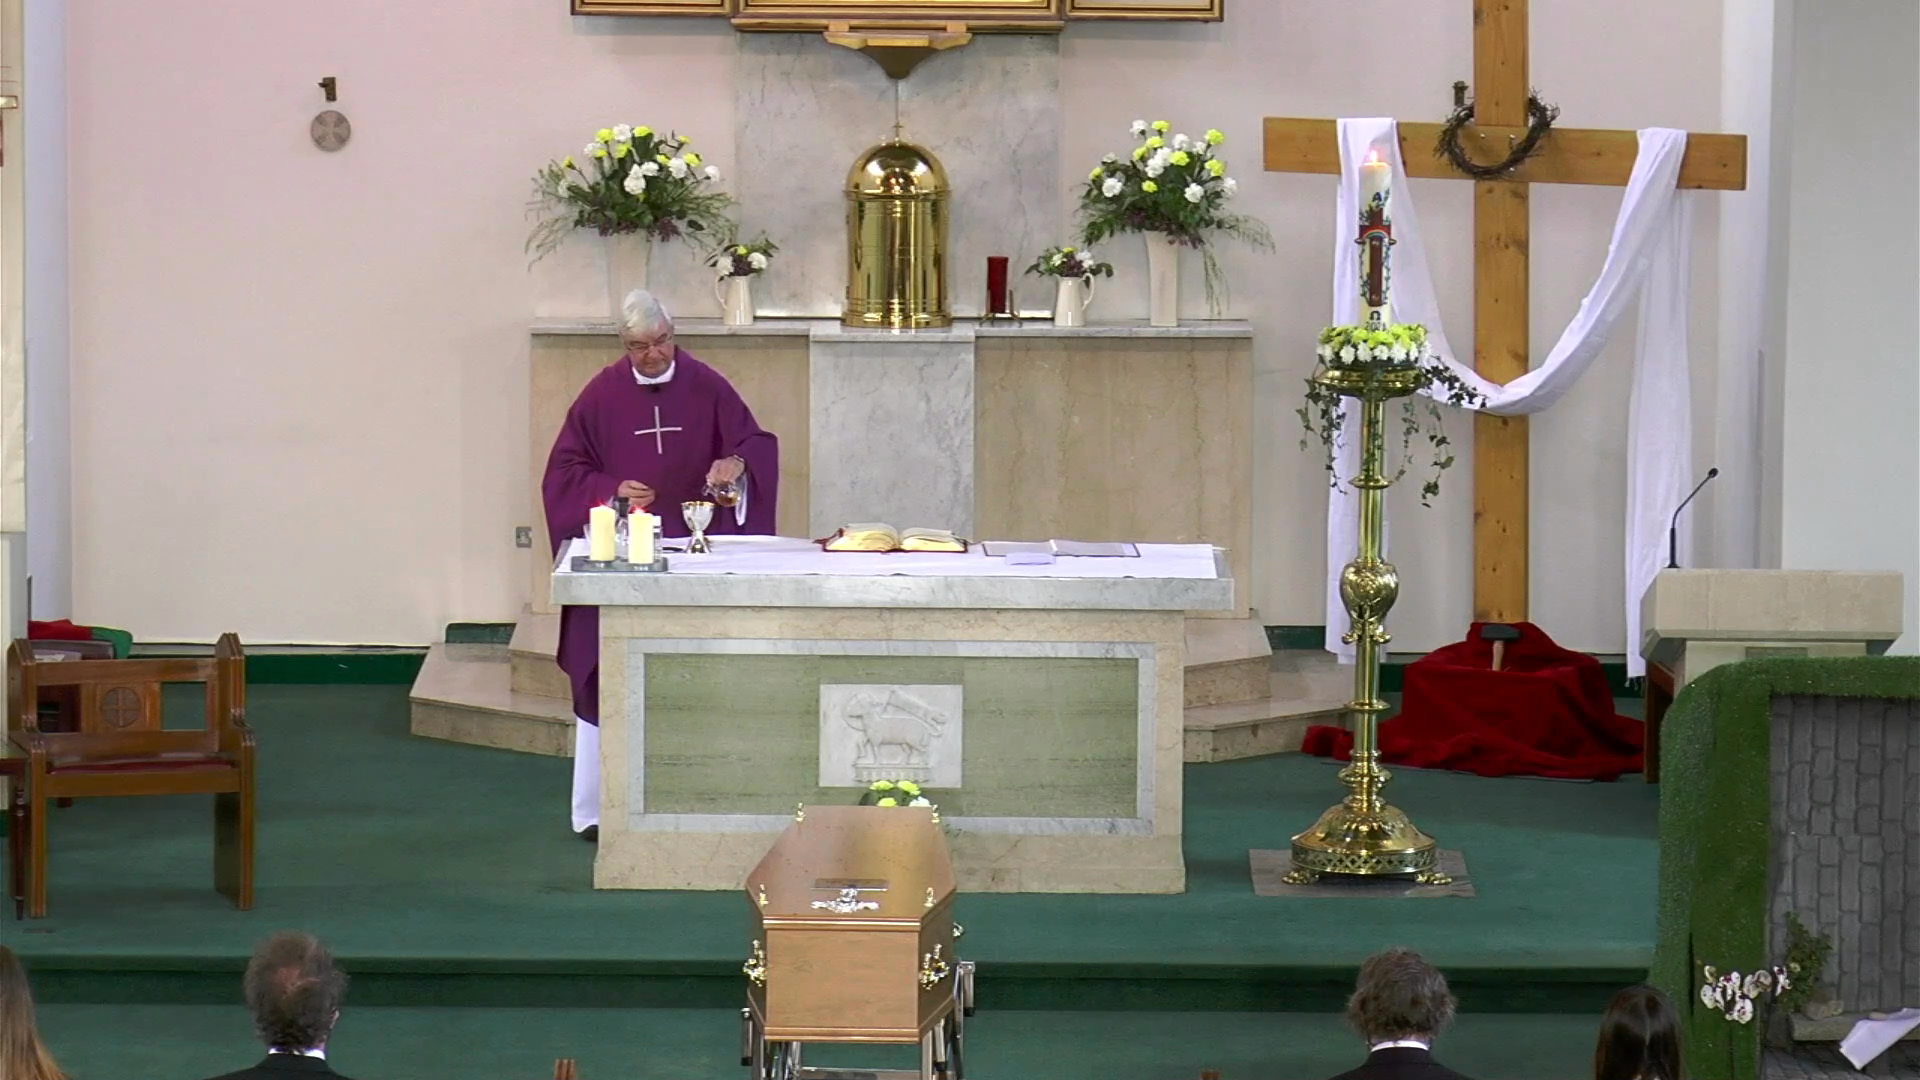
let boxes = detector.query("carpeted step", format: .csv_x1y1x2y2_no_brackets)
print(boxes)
409,643,574,757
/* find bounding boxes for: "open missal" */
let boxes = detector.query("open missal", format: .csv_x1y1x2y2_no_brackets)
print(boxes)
822,524,968,553
979,539,1140,558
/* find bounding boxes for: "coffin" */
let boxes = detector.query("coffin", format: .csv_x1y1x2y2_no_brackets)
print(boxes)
744,805,960,1044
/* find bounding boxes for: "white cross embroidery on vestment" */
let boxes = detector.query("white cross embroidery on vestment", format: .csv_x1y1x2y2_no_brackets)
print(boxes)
635,406,684,454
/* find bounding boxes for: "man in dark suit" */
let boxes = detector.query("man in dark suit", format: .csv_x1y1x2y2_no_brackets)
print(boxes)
203,931,357,1080
1325,947,1476,1080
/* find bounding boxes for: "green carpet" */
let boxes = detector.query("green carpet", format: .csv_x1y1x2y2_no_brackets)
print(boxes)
35,1004,1606,1080
7,685,1658,1016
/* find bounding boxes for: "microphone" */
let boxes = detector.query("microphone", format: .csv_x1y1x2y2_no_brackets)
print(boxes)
1667,467,1719,569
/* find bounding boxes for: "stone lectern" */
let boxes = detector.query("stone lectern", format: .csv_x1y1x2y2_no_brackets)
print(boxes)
1638,569,1907,780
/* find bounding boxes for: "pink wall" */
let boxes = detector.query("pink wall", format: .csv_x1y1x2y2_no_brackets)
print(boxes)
68,0,1729,650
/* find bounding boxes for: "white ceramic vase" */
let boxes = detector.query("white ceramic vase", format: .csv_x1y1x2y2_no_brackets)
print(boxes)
1145,232,1180,327
715,274,755,327
1053,275,1095,328
606,232,652,317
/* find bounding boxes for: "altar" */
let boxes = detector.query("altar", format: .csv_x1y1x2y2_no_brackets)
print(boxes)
552,535,1233,893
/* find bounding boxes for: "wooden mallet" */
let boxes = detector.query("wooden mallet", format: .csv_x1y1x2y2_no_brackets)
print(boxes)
1479,624,1521,672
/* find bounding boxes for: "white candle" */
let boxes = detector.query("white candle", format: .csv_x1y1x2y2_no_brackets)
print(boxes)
1359,149,1393,327
589,504,617,562
628,511,655,564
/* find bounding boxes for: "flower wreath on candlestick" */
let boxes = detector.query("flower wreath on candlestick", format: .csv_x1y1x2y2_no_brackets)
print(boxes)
1297,322,1486,506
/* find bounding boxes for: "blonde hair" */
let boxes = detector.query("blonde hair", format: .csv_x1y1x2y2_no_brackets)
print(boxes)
0,946,66,1080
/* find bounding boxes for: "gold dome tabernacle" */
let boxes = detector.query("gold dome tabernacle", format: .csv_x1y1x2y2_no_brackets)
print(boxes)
844,140,951,329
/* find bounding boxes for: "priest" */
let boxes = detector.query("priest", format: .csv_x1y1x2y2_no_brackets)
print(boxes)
541,288,779,840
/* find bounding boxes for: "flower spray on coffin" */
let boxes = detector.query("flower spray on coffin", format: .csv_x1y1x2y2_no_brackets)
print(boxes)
1078,123,1270,323
527,125,737,312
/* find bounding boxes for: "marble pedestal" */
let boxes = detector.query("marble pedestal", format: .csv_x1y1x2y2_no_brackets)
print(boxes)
554,542,1232,893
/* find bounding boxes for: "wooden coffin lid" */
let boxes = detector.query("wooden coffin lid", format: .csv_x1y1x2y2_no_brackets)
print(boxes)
748,805,955,922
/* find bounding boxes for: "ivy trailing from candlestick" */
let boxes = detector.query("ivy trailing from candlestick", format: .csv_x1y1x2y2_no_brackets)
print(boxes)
1297,324,1487,506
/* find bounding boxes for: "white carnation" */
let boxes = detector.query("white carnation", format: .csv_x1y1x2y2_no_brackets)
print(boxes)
622,168,647,195
584,143,602,158
1131,119,1149,136
908,797,931,807
1102,153,1119,164
1338,345,1357,364
1172,133,1191,150
1317,344,1333,361
612,124,633,142
1144,161,1166,179
1223,177,1239,196
1184,183,1206,204
639,161,661,177
1389,343,1408,362
1102,176,1124,198
668,157,690,179
703,165,722,181
747,252,769,271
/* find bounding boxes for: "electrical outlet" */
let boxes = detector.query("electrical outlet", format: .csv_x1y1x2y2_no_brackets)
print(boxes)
515,527,533,548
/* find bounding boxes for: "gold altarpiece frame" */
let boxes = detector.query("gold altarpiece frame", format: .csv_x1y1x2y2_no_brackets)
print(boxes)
570,0,1223,25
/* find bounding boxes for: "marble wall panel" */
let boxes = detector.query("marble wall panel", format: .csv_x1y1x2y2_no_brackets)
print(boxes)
810,335,974,537
974,336,1253,617
735,35,1062,318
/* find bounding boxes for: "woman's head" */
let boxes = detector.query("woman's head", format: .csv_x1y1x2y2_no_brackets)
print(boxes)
0,945,65,1080
1595,983,1681,1080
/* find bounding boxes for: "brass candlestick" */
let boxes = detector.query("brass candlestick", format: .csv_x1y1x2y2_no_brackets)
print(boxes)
1284,362,1450,886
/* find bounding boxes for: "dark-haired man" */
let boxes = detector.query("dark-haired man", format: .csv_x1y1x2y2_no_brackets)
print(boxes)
203,931,355,1080
1326,947,1476,1080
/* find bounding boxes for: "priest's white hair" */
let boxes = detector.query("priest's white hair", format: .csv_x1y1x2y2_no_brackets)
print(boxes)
621,289,672,337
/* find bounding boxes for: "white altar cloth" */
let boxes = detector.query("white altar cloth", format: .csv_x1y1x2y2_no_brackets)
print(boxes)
557,536,1221,579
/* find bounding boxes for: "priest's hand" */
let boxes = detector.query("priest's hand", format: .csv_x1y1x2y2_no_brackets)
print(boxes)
706,456,746,485
616,480,656,509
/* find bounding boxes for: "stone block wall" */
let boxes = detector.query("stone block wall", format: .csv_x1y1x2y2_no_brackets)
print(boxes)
1769,694,1920,1012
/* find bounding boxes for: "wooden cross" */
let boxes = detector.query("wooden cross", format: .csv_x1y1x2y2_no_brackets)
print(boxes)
1263,0,1747,623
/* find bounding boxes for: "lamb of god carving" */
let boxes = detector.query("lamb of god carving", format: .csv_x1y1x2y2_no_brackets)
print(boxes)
841,688,952,778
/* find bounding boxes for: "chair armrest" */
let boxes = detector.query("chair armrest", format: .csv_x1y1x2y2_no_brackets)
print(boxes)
5,728,46,766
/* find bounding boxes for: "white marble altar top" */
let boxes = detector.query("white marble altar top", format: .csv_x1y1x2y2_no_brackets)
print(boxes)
530,317,1254,341
552,536,1233,611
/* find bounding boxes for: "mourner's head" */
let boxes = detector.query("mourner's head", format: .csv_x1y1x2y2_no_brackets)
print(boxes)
1344,947,1456,1046
1593,984,1681,1080
244,931,348,1054
621,288,676,379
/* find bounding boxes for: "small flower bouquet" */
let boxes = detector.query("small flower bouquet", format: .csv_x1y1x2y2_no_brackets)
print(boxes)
527,124,734,260
858,779,935,810
1077,121,1271,313
1297,322,1486,506
1026,245,1113,280
709,236,778,278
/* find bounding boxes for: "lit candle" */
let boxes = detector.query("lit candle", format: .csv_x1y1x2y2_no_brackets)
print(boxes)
1358,149,1393,328
589,504,617,562
628,511,655,564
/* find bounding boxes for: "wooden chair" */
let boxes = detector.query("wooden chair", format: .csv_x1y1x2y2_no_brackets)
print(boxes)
5,633,255,918
0,755,25,919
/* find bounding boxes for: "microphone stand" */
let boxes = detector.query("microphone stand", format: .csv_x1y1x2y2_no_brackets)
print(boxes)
1667,467,1720,569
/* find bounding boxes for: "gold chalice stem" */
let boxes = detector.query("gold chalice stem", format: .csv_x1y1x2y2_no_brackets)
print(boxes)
1284,381,1450,886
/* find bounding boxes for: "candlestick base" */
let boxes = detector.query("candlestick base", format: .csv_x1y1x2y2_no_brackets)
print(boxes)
570,556,671,573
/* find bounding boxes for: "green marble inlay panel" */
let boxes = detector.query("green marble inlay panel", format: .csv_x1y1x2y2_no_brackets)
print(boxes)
643,654,1137,817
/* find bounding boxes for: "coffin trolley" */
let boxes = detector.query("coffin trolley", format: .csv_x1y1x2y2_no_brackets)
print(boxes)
741,805,977,1080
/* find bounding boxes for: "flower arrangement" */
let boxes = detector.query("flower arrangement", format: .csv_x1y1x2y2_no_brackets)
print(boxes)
527,124,734,260
1297,323,1487,506
1026,245,1113,280
1077,120,1271,312
1699,963,1790,1025
859,779,934,809
710,236,779,278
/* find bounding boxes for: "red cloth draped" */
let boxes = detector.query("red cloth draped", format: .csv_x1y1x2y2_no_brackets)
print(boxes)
1300,622,1645,781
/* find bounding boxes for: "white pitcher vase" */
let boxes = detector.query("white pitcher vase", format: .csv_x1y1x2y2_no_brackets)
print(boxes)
605,232,652,317
1144,232,1180,327
714,274,755,327
1053,275,1095,328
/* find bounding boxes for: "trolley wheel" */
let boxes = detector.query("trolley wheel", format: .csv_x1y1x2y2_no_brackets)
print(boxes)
959,960,977,1018
940,1013,965,1080
741,1008,758,1068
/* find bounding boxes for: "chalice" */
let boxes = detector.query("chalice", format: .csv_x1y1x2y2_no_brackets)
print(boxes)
682,500,715,554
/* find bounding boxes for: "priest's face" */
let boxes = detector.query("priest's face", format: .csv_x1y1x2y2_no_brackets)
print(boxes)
623,327,676,379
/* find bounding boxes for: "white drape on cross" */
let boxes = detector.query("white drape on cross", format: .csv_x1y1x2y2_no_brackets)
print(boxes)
1322,120,1696,677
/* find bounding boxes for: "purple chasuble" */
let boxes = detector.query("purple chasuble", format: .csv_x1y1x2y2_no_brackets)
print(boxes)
541,347,779,724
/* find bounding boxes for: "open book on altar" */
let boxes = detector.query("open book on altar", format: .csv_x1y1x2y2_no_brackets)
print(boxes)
979,539,1140,558
822,524,968,553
